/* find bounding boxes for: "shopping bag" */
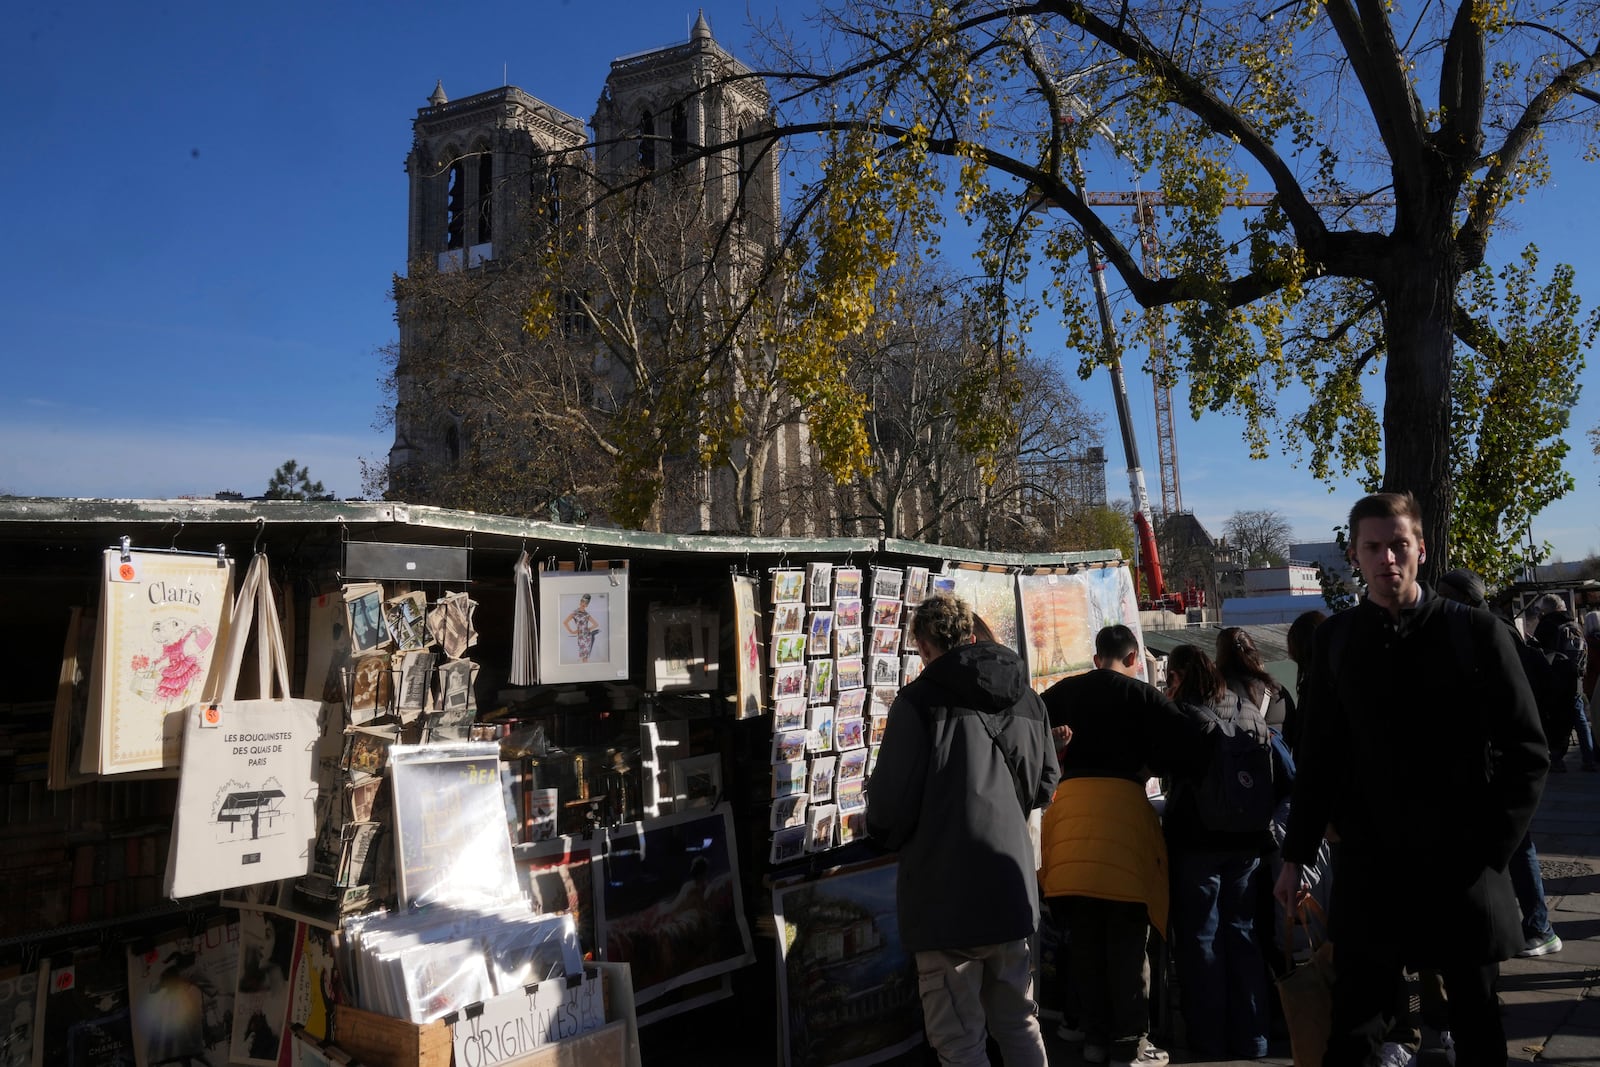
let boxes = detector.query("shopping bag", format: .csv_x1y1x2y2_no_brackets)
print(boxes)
1275,898,1335,1067
165,553,322,898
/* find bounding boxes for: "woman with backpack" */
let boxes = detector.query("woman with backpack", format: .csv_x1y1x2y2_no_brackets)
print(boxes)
1162,644,1274,1060
1216,627,1293,736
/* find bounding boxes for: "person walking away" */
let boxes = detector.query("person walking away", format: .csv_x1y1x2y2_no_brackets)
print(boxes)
1275,491,1547,1067
1162,644,1275,1059
1527,593,1594,772
1039,625,1206,1067
1438,569,1563,960
867,593,1059,1066
1216,627,1292,734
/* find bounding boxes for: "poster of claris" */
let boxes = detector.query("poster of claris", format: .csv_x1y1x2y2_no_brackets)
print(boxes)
88,549,234,775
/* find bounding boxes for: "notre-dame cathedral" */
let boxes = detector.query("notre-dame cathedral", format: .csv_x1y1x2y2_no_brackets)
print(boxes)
387,13,834,535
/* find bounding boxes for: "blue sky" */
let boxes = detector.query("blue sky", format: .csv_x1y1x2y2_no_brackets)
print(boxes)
3,2,1596,561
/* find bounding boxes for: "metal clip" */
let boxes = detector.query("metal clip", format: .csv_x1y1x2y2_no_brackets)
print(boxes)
120,535,132,562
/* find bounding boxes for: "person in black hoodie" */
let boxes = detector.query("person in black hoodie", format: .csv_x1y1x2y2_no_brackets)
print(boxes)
1163,643,1274,1060
867,592,1059,1066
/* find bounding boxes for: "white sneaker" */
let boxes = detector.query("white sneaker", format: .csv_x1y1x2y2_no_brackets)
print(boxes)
1378,1041,1415,1067
1110,1042,1169,1067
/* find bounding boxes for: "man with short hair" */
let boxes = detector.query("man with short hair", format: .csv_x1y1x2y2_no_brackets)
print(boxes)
867,592,1059,1066
1276,492,1547,1067
1038,624,1204,1067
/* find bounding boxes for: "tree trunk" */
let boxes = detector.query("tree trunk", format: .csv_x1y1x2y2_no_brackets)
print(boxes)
1379,256,1458,584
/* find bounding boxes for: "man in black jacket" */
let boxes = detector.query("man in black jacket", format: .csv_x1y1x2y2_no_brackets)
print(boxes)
1275,492,1547,1067
868,592,1059,1066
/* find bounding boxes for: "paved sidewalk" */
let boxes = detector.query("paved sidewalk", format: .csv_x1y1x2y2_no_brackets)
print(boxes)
1041,760,1600,1066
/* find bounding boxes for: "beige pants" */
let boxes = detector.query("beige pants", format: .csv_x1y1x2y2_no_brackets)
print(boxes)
915,938,1047,1066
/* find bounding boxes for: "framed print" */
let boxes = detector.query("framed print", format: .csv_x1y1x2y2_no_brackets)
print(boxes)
772,602,806,635
806,659,835,704
872,626,903,656
770,826,806,865
771,569,805,604
344,583,391,655
834,598,862,630
647,604,707,692
833,567,863,601
870,655,900,688
904,566,931,606
770,793,808,832
805,804,837,853
834,626,863,658
805,562,833,606
670,753,723,810
732,575,764,719
871,598,903,629
773,632,808,666
599,807,754,1006
773,729,808,765
835,716,865,752
772,760,807,798
809,756,837,802
773,664,805,700
840,747,869,782
834,656,864,692
806,705,834,755
871,567,904,600
773,860,922,1067
382,590,430,651
836,688,867,718
774,696,808,733
806,611,835,656
538,565,630,684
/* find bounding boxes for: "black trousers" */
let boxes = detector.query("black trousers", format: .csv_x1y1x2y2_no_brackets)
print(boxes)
1324,941,1503,1067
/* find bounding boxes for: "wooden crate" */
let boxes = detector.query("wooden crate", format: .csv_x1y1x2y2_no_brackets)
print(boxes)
331,1003,453,1067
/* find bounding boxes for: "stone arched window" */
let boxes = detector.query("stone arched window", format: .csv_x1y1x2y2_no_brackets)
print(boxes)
670,103,689,161
473,140,494,244
444,144,465,250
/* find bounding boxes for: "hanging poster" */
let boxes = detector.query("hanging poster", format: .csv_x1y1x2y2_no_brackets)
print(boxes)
128,918,239,1067
229,909,300,1066
301,591,350,704
732,575,764,719
389,743,520,910
773,859,922,1067
1082,563,1145,643
647,605,706,692
1017,571,1096,692
942,564,1022,652
538,566,631,684
85,549,233,775
599,806,754,1006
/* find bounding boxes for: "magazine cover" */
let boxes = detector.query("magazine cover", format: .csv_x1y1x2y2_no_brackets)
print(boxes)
127,918,238,1067
86,549,233,775
0,964,38,1067
229,909,300,1067
33,947,136,1067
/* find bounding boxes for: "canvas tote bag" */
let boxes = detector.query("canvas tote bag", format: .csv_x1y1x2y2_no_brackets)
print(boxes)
1275,897,1335,1066
164,553,322,898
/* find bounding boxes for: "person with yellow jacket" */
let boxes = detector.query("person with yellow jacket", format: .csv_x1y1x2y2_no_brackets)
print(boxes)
1039,625,1207,1067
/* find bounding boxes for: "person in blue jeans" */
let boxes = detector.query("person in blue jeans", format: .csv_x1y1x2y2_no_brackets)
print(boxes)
1161,644,1273,1059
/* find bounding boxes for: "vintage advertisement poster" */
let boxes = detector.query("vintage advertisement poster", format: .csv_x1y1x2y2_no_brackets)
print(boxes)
389,744,520,910
33,947,136,1067
87,549,233,775
598,807,753,1006
773,859,922,1067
